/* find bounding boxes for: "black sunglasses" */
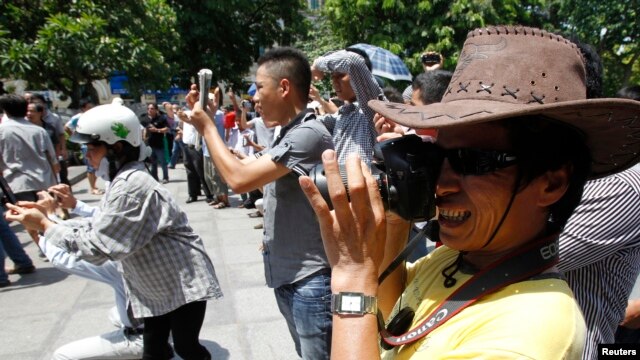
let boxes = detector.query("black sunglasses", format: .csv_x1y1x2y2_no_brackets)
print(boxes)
441,147,517,176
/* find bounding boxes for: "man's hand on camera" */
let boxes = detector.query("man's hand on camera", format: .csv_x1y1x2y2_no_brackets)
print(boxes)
299,151,386,293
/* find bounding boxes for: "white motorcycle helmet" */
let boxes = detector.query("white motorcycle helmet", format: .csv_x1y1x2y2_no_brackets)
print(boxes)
71,104,142,147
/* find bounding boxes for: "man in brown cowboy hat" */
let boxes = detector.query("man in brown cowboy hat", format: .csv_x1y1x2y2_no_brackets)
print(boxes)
298,25,640,359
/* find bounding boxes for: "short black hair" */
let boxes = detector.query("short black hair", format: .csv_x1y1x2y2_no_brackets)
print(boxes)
258,47,312,106
29,92,47,104
0,94,28,118
78,98,93,110
345,47,373,72
383,86,404,103
505,116,591,231
412,70,453,104
616,85,640,101
31,102,44,113
566,35,603,99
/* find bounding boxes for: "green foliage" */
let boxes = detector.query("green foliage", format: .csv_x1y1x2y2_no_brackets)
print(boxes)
293,8,345,97
2,0,635,103
166,0,309,93
0,0,179,107
546,0,640,95
318,0,638,96
322,0,547,75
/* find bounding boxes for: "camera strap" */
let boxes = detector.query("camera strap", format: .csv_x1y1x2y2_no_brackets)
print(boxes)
378,221,437,284
379,233,560,348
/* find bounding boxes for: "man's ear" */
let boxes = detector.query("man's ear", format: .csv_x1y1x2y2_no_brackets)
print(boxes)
279,78,291,98
537,165,571,207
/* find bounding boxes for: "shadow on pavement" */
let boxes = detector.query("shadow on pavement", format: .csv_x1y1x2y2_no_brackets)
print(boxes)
202,340,231,359
0,267,70,292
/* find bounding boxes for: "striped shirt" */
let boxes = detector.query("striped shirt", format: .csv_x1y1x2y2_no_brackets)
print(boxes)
558,164,640,359
315,50,385,164
46,161,222,317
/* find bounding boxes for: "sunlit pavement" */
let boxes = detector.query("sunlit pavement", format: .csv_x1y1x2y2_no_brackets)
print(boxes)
0,164,298,360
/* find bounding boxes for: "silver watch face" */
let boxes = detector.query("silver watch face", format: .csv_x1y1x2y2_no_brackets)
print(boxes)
340,294,364,312
332,292,377,315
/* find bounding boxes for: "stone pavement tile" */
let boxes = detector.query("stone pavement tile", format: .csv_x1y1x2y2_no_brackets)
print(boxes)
199,320,298,360
244,321,300,360
0,312,59,358
220,244,266,265
232,287,283,324
226,262,268,288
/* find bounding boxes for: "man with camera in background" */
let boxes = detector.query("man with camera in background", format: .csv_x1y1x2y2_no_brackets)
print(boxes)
181,47,335,359
298,26,640,358
401,51,444,103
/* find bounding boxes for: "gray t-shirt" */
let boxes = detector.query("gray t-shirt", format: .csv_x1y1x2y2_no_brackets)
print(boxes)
261,110,334,288
249,117,275,150
0,117,58,193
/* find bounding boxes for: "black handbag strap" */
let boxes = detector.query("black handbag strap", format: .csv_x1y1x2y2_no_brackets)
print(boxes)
380,233,560,348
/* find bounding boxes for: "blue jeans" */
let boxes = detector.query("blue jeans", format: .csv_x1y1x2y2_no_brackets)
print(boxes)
150,147,168,181
0,212,33,282
170,139,183,168
274,271,332,360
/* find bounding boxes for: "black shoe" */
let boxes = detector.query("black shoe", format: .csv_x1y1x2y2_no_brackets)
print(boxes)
37,250,49,262
6,265,36,275
0,280,11,288
186,197,198,204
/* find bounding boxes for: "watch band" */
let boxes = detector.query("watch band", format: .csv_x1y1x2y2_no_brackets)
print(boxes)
331,292,378,315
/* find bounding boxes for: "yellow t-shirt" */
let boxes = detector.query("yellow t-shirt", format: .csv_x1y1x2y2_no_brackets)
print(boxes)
381,246,585,360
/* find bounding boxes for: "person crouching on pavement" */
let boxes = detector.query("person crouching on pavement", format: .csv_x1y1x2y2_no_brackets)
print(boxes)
6,104,222,360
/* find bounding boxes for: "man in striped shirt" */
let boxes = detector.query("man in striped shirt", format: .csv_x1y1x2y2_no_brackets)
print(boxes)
559,165,640,359
557,42,640,358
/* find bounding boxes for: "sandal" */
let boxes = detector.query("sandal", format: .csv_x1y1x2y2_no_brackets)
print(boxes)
91,188,105,195
213,202,229,209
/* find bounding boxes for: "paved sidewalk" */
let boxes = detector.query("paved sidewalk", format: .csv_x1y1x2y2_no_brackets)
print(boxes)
0,165,298,359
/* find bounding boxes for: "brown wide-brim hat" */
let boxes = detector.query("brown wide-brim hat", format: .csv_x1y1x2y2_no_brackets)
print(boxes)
370,26,640,179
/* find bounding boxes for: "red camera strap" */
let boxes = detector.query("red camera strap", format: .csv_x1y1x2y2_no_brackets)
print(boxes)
380,233,560,348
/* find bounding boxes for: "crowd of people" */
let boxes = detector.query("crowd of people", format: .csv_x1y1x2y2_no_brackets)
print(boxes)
1,24,640,360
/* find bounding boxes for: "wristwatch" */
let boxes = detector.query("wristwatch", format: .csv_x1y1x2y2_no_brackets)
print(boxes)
331,292,378,315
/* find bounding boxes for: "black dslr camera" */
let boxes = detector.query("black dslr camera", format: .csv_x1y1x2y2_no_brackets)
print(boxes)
308,135,443,221
421,53,441,66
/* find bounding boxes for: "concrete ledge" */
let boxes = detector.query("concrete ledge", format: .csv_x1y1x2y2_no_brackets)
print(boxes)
66,165,87,186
